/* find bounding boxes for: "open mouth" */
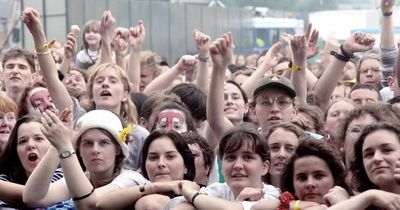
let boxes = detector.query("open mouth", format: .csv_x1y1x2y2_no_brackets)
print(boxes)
0,129,10,134
100,90,112,96
269,116,281,121
28,153,38,162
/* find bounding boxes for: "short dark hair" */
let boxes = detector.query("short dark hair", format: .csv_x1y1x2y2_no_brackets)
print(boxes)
181,131,214,176
2,48,35,73
281,139,353,198
218,124,269,162
349,83,381,101
167,83,207,121
141,130,196,181
352,122,400,192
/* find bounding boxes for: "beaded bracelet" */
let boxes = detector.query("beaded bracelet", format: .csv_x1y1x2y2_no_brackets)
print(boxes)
276,191,295,210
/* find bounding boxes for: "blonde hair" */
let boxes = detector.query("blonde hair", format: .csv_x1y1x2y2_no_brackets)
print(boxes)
87,63,137,124
140,50,162,78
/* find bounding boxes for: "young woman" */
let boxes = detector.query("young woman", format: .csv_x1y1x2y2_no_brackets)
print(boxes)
96,130,196,209
23,109,148,209
170,125,280,210
264,123,307,188
325,122,400,210
75,20,102,70
0,116,71,209
251,139,353,210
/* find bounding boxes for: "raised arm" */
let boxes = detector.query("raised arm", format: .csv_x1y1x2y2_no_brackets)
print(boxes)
143,55,197,95
59,26,79,77
313,32,375,111
99,10,116,64
113,27,129,69
289,24,311,105
127,20,145,93
192,29,211,93
206,32,235,148
380,0,398,86
22,8,73,111
241,43,280,100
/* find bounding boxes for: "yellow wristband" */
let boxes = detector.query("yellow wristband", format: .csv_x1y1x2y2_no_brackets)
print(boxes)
291,63,305,71
35,40,55,53
294,200,301,210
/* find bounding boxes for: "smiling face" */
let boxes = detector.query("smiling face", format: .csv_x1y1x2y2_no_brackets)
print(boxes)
362,129,400,189
78,128,120,176
91,67,128,114
253,87,296,133
268,128,299,179
3,57,33,91
293,156,334,204
145,137,187,182
16,121,50,176
222,140,269,197
84,30,101,50
224,83,248,123
0,112,16,150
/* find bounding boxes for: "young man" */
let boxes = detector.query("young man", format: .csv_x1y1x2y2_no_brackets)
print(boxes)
2,48,35,103
252,75,297,135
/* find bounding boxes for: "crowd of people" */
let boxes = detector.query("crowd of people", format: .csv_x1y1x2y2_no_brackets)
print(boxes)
1,0,400,209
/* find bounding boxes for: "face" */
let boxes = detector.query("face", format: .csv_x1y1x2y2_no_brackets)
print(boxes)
188,143,209,185
325,100,355,140
359,59,382,89
28,88,56,113
222,141,269,196
343,62,356,80
388,76,400,97
145,137,187,182
362,129,400,189
224,83,248,123
330,85,346,102
343,114,376,168
64,70,87,94
155,109,188,133
3,57,33,91
309,63,322,78
349,89,379,106
92,67,128,113
236,55,246,66
293,156,335,204
85,30,101,49
268,128,299,178
253,87,296,133
17,121,50,176
140,65,155,92
0,112,16,149
79,129,120,175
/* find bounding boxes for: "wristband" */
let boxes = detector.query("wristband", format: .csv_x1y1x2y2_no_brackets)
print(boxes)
277,191,295,210
339,44,354,59
294,200,301,210
191,191,207,206
72,187,95,201
330,50,351,62
381,6,393,16
35,40,56,53
291,63,305,71
198,56,209,62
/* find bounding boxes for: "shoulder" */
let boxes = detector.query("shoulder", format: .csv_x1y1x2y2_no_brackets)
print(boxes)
262,183,281,199
111,169,149,188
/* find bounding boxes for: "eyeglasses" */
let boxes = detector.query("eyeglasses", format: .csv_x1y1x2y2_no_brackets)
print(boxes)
360,67,381,74
346,125,364,138
256,96,293,110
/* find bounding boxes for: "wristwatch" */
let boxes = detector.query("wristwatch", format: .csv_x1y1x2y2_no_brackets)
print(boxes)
59,149,76,159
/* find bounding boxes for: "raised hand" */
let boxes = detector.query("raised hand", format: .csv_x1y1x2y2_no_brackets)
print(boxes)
100,10,116,35
381,0,395,8
21,7,43,36
64,32,78,60
113,27,129,56
40,108,73,151
262,42,281,69
129,20,145,50
342,32,375,55
193,29,211,56
306,26,319,59
176,55,198,72
235,187,264,202
289,31,307,66
209,32,233,70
